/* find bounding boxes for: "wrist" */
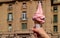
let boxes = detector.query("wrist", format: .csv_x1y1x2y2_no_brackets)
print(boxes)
41,33,50,38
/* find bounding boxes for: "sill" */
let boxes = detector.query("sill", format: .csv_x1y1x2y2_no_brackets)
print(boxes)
20,18,28,21
53,22,58,23
7,20,13,22
53,32,58,34
8,20,13,22
23,8,27,9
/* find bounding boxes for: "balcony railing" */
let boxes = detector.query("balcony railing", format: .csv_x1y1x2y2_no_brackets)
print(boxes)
15,29,33,34
0,0,41,3
0,29,33,34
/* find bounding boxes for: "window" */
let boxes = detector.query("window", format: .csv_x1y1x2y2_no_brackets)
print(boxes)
22,11,27,20
8,24,12,32
53,6,58,13
8,3,12,10
22,3,27,9
53,26,58,32
8,13,13,21
22,23,27,29
53,15,58,23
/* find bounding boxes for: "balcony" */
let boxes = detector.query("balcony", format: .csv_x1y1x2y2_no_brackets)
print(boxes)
15,29,33,34
0,0,15,3
0,29,33,34
0,0,40,3
53,0,60,5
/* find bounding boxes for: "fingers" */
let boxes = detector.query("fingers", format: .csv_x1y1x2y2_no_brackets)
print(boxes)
32,28,39,33
34,33,38,38
32,27,46,36
32,28,41,38
32,27,50,38
32,27,44,33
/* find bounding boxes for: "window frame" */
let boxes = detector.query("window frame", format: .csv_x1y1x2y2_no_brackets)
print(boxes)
8,13,13,21
22,2,27,9
53,6,58,13
22,11,27,20
8,24,12,32
22,23,27,29
53,15,58,23
53,25,58,32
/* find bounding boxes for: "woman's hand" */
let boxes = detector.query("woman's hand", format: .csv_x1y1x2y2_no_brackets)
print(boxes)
32,27,50,38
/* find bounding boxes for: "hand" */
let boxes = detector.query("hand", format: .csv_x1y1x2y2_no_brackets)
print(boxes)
32,27,50,38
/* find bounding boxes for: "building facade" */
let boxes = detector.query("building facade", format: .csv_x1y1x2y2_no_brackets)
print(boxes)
0,0,60,38
0,0,38,38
